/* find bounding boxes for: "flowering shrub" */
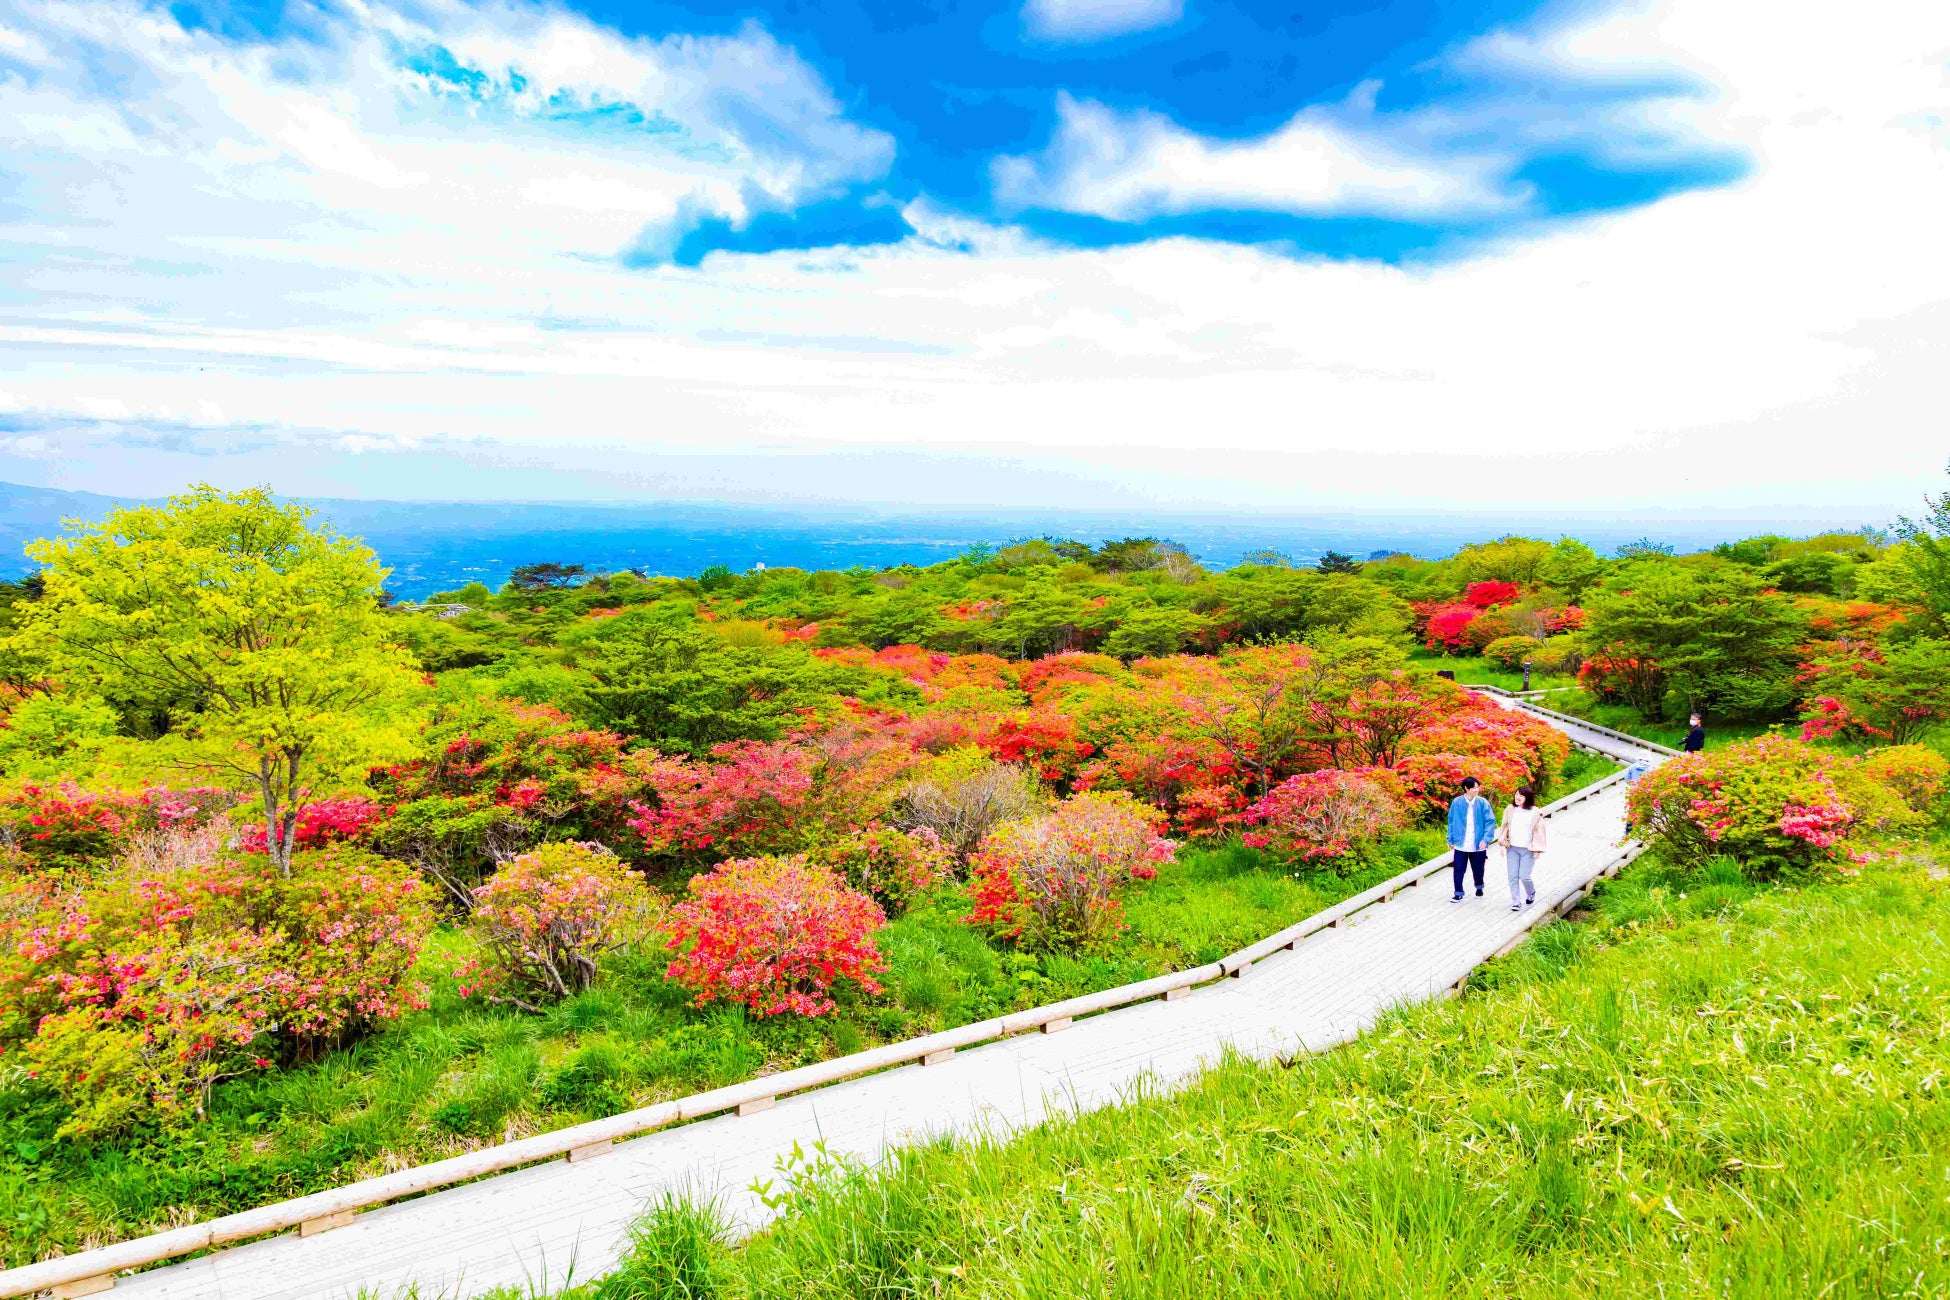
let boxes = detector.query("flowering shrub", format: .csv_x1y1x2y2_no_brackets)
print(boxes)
628,740,819,858
1626,735,1858,877
1237,769,1407,869
1402,703,1570,789
1482,635,1545,670
807,825,952,914
1578,647,1666,716
1390,753,1528,817
966,791,1175,951
0,830,434,1136
1462,610,1517,652
899,759,1040,857
466,843,664,1012
1423,605,1479,653
664,856,886,1017
1465,580,1521,609
1855,745,1949,821
234,797,383,855
0,783,241,873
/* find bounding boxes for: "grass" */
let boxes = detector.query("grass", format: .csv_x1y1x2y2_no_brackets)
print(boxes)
14,766,1626,1265
559,837,1950,1299
1405,649,1582,696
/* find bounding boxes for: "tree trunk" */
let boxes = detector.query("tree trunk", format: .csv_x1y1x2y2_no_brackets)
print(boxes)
257,756,288,878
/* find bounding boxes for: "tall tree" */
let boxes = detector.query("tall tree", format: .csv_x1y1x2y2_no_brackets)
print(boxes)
1895,461,1950,635
13,486,421,875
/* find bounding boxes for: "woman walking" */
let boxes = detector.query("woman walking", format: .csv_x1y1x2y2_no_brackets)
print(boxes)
1498,786,1547,911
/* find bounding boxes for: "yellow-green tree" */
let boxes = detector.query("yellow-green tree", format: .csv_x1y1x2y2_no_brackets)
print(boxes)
13,485,421,874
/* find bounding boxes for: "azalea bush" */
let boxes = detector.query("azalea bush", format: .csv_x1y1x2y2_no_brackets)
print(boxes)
234,796,383,855
664,855,887,1017
0,828,435,1136
0,782,239,874
1625,734,1861,877
1390,752,1529,817
1237,769,1408,869
1482,634,1545,670
966,791,1176,951
465,842,665,1012
1855,745,1949,822
807,825,953,914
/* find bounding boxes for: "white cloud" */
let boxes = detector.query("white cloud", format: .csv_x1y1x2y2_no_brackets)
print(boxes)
1021,0,1183,43
993,90,1517,220
0,0,1946,515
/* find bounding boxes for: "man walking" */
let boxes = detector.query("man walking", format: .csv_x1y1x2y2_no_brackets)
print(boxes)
1447,776,1496,902
1683,713,1706,753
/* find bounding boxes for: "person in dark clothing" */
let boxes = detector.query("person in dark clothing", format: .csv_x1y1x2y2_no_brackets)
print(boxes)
1682,713,1705,753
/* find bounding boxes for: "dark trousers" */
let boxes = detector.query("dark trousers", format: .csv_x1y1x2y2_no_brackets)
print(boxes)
1451,850,1487,894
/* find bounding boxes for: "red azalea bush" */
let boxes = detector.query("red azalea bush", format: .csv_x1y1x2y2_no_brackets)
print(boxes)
1625,734,1859,877
1423,605,1479,653
234,797,384,855
1578,647,1666,716
664,856,886,1017
628,740,820,858
1,828,435,1136
1237,769,1407,868
1465,580,1521,609
0,783,241,873
807,825,952,914
466,842,665,1011
966,791,1175,951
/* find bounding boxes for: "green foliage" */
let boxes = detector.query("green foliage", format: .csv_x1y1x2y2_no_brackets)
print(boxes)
1537,536,1604,600
0,692,118,773
1581,562,1805,720
12,486,422,874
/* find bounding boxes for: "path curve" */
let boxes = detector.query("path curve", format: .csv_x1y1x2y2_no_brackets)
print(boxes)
17,700,1666,1300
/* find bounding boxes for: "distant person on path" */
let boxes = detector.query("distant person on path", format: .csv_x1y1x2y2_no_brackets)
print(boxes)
1447,777,1496,902
1683,713,1706,753
1498,785,1547,912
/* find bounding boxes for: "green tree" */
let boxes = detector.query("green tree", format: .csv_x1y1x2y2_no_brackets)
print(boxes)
1452,535,1553,585
1102,606,1206,660
14,486,421,874
1895,462,1950,635
1315,550,1360,574
1580,564,1806,720
1538,538,1605,602
582,608,866,753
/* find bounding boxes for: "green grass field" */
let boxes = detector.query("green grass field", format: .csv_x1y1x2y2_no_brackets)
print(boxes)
552,839,1950,1300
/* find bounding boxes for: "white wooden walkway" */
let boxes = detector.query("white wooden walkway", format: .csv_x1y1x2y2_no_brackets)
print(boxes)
75,705,1664,1300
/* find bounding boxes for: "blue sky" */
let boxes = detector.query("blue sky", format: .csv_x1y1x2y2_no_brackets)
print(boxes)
0,0,1945,512
157,0,1744,264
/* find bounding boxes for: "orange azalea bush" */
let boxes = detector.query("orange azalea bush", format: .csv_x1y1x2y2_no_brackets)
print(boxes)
1237,769,1408,869
664,856,887,1017
465,842,665,1012
966,791,1175,951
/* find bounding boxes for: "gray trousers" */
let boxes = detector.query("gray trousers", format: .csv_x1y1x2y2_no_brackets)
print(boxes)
1507,847,1537,904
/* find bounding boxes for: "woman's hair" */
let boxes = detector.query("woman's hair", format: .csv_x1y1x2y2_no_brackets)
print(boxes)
1513,785,1537,808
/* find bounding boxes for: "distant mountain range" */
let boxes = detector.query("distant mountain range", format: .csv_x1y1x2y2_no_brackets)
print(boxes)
0,481,1888,599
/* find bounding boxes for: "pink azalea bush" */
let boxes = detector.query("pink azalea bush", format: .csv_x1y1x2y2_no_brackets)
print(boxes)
1237,769,1408,869
0,827,434,1136
966,791,1176,951
464,842,665,1012
1626,734,1862,877
806,825,953,915
664,856,887,1017
0,783,241,873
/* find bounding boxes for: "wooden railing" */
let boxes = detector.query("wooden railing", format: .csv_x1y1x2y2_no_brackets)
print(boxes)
2,697,1656,1299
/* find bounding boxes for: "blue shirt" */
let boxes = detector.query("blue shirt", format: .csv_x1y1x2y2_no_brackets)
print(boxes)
1447,794,1496,852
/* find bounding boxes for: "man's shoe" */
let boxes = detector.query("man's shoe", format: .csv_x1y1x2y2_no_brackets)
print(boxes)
1451,892,1465,903
1510,902,1521,911
1525,895,1536,907
1475,888,1484,897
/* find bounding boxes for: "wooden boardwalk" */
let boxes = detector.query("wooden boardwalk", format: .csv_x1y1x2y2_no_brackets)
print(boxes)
49,704,1664,1300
